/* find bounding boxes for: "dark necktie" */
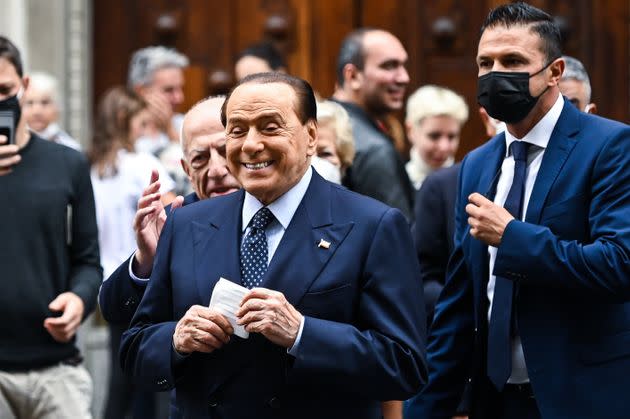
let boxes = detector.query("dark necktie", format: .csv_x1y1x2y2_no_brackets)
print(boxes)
240,207,274,289
487,141,531,391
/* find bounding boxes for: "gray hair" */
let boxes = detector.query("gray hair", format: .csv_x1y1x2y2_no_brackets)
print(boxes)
561,55,591,103
127,46,189,88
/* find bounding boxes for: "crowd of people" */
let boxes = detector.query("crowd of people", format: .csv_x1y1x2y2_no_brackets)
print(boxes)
1,2,629,419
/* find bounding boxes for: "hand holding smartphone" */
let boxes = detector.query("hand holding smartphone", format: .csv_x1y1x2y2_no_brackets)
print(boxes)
0,115,21,175
0,110,15,145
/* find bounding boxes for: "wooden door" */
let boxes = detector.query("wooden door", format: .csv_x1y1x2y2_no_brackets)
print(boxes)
93,0,629,157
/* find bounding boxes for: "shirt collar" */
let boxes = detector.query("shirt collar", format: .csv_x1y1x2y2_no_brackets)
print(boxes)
242,166,313,232
504,93,564,156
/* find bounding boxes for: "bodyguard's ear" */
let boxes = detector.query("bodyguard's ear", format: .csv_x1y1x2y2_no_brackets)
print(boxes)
549,58,565,85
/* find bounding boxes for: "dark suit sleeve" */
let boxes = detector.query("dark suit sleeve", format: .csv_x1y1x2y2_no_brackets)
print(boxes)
405,157,476,418
495,126,630,300
413,173,449,324
289,208,427,400
351,146,414,222
120,212,180,392
99,255,147,324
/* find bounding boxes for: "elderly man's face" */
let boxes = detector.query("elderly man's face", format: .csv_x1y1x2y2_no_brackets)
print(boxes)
225,82,317,205
150,67,185,111
22,88,58,133
181,99,240,200
559,78,589,111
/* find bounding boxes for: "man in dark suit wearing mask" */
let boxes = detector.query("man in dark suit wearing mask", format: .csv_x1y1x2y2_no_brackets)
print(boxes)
406,3,630,418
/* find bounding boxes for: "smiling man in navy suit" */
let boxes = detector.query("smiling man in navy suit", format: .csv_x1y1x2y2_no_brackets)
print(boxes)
121,72,426,418
406,3,630,419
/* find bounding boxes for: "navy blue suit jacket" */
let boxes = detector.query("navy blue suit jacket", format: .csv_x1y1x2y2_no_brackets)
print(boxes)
406,101,630,418
121,172,427,418
413,163,460,326
99,193,199,325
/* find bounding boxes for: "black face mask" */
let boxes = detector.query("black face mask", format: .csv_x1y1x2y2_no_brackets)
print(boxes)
0,90,22,131
477,60,556,124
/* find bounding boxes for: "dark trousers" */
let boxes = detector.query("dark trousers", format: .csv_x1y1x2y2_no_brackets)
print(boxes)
104,323,170,419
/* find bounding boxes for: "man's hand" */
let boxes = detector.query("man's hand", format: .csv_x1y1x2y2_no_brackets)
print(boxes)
133,170,183,277
0,135,21,176
44,292,85,343
173,305,233,355
237,288,303,348
466,192,514,247
144,90,173,133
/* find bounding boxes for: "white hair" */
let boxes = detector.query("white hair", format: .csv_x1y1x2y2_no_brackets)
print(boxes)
406,85,469,126
561,55,591,103
316,100,355,169
127,46,189,88
28,71,61,105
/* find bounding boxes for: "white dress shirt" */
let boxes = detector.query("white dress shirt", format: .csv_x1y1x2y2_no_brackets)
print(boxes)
241,167,312,355
487,93,564,383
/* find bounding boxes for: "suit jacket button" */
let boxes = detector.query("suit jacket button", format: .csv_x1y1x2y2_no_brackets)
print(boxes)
268,396,281,409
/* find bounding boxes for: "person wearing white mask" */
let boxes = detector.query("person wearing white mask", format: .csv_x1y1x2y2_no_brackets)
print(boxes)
314,100,355,184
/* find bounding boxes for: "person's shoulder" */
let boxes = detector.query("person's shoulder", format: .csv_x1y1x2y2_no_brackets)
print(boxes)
460,134,503,170
34,134,88,168
327,180,396,220
428,162,461,184
174,189,242,220
579,112,629,136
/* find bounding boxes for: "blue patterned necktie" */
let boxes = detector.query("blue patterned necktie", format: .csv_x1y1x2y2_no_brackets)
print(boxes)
240,207,275,289
487,141,531,391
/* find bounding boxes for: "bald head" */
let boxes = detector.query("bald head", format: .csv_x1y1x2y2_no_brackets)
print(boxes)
180,96,225,154
179,96,240,200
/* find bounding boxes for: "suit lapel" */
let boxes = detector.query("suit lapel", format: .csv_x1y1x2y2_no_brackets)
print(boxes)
525,101,580,224
262,173,354,306
193,190,244,305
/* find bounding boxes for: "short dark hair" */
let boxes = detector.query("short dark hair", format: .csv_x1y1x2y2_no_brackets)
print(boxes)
235,42,286,71
221,72,316,127
480,2,562,63
336,28,375,87
0,36,24,77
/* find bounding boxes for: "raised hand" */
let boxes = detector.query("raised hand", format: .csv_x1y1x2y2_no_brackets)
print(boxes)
132,170,183,277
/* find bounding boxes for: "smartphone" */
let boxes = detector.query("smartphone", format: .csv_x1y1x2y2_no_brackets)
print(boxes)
0,111,15,145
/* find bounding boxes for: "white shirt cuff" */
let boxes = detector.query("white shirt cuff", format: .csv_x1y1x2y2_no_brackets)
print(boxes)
287,316,305,356
128,251,150,286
